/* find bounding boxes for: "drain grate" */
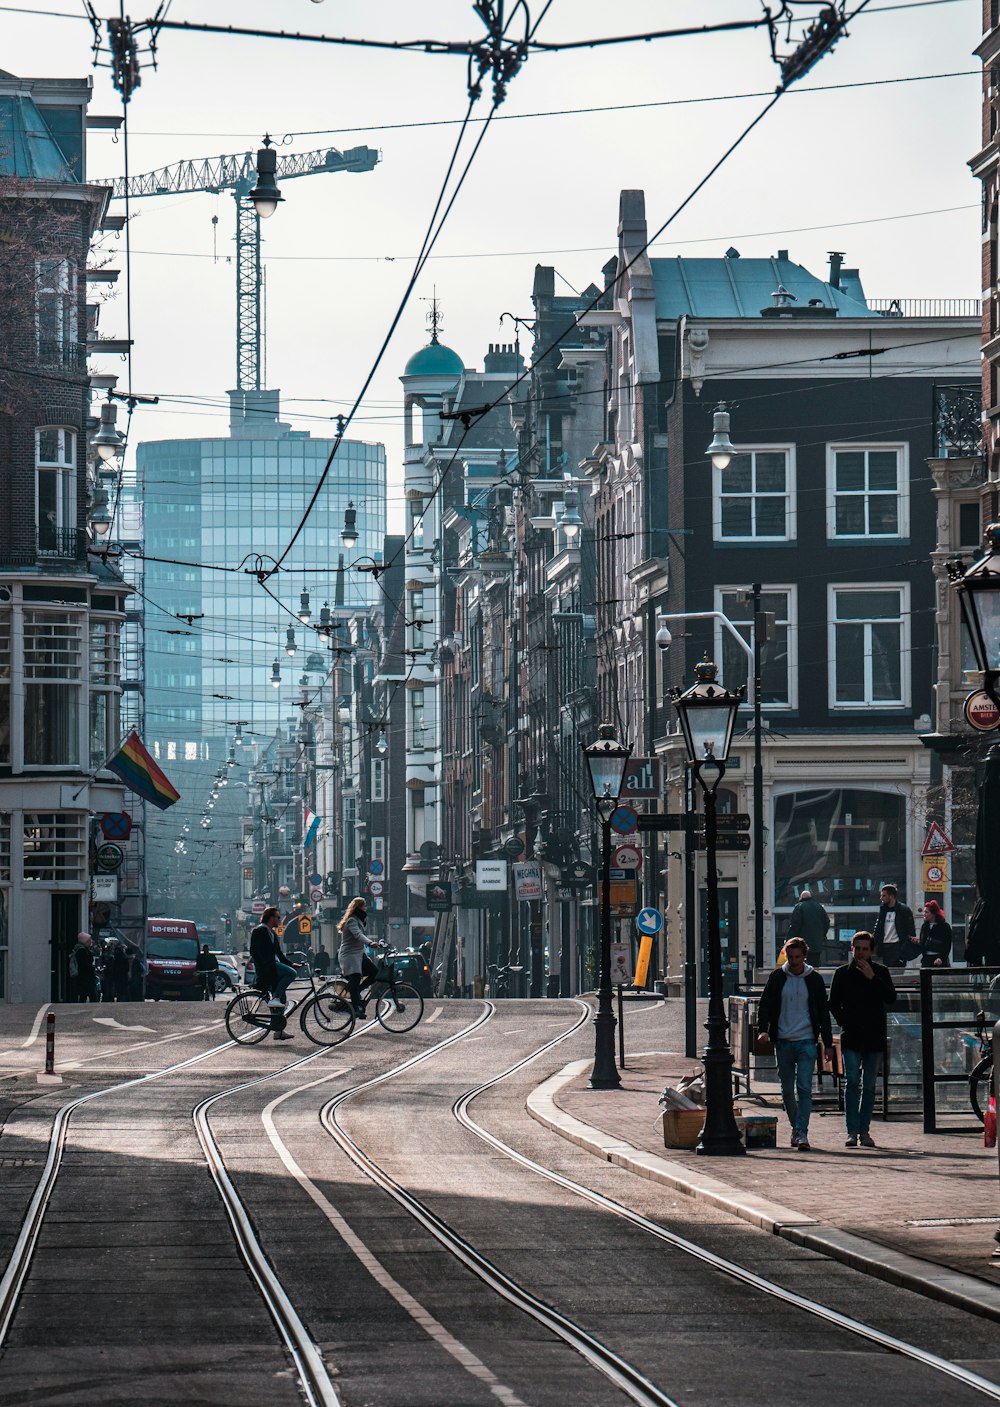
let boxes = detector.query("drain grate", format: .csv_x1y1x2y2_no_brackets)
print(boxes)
907,1215,997,1227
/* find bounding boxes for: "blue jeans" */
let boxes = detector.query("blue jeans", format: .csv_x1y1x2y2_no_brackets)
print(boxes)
776,1037,817,1139
842,1046,881,1136
271,961,295,1001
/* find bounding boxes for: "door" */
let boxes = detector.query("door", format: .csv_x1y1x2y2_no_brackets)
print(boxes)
51,892,81,1002
699,886,740,996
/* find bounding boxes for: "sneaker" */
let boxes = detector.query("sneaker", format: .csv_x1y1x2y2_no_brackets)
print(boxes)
796,1139,811,1152
273,1030,294,1040
845,1134,859,1148
267,996,284,1009
790,1133,800,1148
859,1133,876,1148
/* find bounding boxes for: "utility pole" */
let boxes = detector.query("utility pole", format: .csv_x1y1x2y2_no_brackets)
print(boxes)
751,584,765,971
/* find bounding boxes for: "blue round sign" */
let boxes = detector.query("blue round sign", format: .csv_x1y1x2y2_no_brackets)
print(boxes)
635,907,663,935
368,859,385,877
309,873,322,886
609,805,638,836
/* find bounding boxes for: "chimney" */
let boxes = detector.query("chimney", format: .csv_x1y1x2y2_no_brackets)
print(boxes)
828,251,845,289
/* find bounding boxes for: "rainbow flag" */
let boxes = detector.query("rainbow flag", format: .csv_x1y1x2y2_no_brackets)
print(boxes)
106,731,181,810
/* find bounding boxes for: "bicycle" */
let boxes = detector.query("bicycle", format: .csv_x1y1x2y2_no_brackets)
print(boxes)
970,1008,994,1123
484,963,510,999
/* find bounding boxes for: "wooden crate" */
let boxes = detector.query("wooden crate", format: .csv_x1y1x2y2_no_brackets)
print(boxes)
661,1108,705,1149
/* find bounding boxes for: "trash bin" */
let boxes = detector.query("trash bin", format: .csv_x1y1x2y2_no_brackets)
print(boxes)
546,975,560,998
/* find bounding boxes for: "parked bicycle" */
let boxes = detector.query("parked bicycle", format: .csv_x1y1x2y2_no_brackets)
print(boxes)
484,963,511,998
970,1008,994,1123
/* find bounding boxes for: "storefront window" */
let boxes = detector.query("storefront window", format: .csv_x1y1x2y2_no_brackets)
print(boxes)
22,611,83,766
773,787,907,966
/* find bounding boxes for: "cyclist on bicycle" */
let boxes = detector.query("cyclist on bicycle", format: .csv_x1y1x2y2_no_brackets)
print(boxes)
250,906,296,1040
337,897,379,1015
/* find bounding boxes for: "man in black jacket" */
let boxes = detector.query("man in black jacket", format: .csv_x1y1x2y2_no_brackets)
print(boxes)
249,907,296,1040
829,931,896,1148
871,884,918,968
757,939,833,1152
787,889,830,950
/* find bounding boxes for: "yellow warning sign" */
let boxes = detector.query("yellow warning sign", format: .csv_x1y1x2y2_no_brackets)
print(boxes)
922,857,948,893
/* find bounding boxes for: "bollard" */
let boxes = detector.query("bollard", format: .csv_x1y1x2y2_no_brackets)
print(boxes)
45,1011,54,1075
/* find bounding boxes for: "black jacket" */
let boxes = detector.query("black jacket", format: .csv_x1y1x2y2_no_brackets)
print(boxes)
757,966,832,1047
829,960,896,1052
919,919,953,967
787,898,830,947
872,901,918,964
249,923,289,989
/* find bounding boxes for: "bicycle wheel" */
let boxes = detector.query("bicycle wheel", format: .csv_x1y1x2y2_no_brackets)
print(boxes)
225,990,272,1045
376,982,423,1033
300,991,355,1047
970,1056,993,1123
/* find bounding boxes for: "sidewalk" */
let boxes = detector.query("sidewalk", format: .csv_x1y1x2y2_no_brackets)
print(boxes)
528,1051,1000,1321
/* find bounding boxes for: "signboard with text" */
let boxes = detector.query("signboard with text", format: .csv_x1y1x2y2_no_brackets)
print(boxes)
476,859,508,891
513,862,543,902
621,757,662,798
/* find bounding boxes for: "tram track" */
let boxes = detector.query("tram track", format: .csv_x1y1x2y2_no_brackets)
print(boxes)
312,998,1000,1405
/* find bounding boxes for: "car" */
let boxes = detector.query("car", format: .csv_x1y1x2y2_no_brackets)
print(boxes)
209,952,240,994
389,948,433,996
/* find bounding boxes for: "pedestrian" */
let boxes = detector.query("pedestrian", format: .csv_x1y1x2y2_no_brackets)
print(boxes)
128,948,146,1002
313,943,331,977
249,907,296,1040
69,932,97,1002
787,888,830,950
756,937,833,1152
195,943,220,1000
871,884,919,969
112,944,130,1002
918,900,953,967
337,896,377,1016
828,931,896,1149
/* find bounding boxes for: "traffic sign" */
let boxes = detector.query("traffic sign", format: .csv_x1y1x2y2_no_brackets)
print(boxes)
613,843,642,871
299,916,312,936
100,812,131,841
310,887,324,902
368,859,385,877
368,880,384,896
921,821,955,857
715,813,751,832
95,842,125,872
609,805,638,836
309,872,322,886
635,907,663,935
923,857,948,892
965,689,1000,732
692,833,752,852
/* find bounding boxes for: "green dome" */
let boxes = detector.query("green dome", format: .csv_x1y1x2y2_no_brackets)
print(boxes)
404,337,464,378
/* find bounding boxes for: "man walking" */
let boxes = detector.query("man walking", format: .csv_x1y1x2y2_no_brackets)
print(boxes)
195,943,219,1001
757,938,833,1152
69,932,97,1002
787,889,830,950
249,907,296,1040
829,931,896,1148
872,884,919,969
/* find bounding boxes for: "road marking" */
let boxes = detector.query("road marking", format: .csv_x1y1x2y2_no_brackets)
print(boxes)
92,1017,157,1033
425,1007,443,1025
56,1020,225,1070
262,1072,531,1407
0,1005,51,1061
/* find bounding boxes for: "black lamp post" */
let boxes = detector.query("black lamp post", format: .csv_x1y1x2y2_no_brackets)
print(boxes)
671,660,745,1156
581,722,632,1089
949,523,1000,711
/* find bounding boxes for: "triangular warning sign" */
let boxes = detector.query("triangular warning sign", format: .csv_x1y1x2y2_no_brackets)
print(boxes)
921,820,955,857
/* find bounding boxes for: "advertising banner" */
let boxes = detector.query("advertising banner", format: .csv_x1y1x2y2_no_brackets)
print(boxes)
513,861,543,901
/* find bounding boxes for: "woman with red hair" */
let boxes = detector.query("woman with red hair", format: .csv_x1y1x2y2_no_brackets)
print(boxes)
919,900,953,967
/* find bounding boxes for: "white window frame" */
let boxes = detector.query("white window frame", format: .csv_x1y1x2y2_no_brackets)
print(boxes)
371,756,386,802
34,257,77,355
713,585,798,711
712,444,796,544
827,582,911,711
35,427,77,541
826,442,909,541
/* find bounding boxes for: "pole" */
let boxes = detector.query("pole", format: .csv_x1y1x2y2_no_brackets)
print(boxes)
752,583,765,971
695,759,745,1156
45,1012,54,1075
617,984,625,1068
684,770,698,1060
590,809,621,1088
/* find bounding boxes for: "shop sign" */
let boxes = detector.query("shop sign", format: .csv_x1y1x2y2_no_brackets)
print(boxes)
513,862,543,902
426,882,452,912
965,689,1000,733
476,860,508,891
91,874,118,902
621,757,662,798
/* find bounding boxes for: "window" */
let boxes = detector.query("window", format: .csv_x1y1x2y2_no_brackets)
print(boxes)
715,588,796,708
827,445,908,539
714,448,794,542
371,757,386,802
0,611,9,765
36,428,76,552
22,812,86,882
89,618,120,767
829,585,909,709
23,611,83,765
372,836,386,865
35,258,77,363
959,501,982,550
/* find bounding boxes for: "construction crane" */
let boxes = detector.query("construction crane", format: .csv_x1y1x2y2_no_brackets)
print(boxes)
103,143,380,390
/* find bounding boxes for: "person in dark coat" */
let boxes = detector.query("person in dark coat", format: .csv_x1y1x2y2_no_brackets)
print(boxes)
195,943,220,1000
112,944,130,1002
70,932,97,1002
787,889,830,949
128,949,146,1002
918,900,953,967
249,907,296,1039
313,944,331,977
756,938,833,1152
829,931,896,1148
871,884,919,968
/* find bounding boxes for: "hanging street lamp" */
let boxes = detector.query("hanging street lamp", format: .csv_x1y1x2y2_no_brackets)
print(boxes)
581,722,633,1089
949,524,1000,713
671,658,745,1155
705,402,736,470
248,135,283,219
342,502,359,547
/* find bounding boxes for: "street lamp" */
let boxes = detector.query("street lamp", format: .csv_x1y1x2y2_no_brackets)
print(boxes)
297,590,312,625
248,135,283,219
90,401,125,462
342,502,359,546
671,658,745,1156
581,722,633,1089
270,659,281,689
557,484,582,541
949,524,1000,711
705,402,736,470
285,626,297,657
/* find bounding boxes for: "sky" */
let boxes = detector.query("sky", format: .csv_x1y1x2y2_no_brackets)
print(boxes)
6,0,983,541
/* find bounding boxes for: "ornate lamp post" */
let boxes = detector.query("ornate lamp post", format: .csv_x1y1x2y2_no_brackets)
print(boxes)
949,523,1000,711
671,660,745,1156
581,723,633,1089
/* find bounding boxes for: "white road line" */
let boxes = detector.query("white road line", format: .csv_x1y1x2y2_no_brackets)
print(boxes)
56,1020,225,1070
425,1007,443,1025
0,1005,51,1061
92,1017,156,1033
262,1069,531,1407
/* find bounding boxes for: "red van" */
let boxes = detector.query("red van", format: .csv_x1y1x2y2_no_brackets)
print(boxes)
145,917,201,1000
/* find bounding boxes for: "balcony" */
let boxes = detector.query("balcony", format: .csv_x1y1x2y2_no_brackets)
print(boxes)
36,339,87,370
868,298,981,319
934,386,982,459
37,526,87,560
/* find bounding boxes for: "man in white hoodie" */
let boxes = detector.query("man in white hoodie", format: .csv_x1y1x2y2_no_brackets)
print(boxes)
756,938,833,1152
